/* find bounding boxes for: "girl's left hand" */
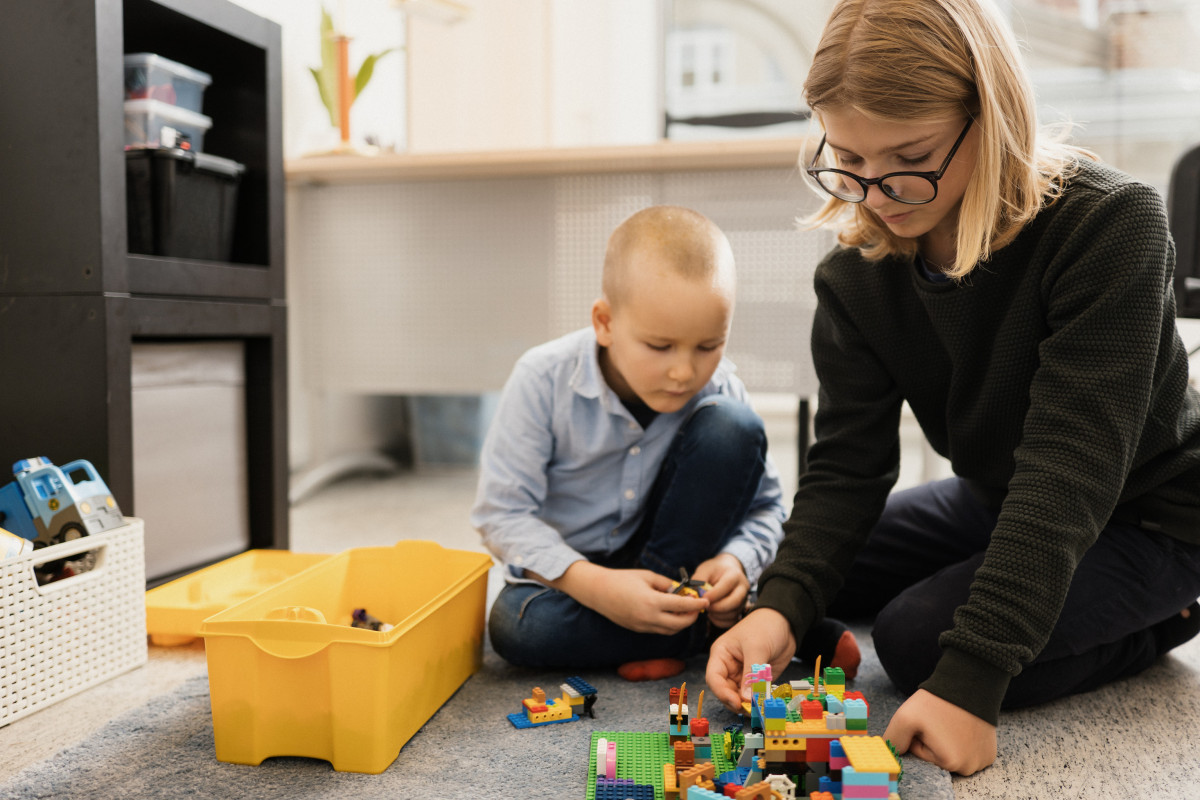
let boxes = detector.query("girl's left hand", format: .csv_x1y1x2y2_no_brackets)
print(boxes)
691,553,750,628
883,689,997,776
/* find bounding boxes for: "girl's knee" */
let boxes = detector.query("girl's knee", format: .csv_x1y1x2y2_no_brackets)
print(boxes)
872,591,950,694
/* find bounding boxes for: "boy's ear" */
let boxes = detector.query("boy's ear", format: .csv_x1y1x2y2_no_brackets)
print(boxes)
592,298,614,346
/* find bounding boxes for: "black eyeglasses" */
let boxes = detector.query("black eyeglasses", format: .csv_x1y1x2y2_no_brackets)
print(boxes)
806,118,973,205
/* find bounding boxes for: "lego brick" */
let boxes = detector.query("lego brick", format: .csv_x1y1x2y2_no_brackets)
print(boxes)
763,697,787,719
565,676,598,696
843,766,890,786
843,698,868,719
506,711,578,729
841,785,890,799
839,736,901,776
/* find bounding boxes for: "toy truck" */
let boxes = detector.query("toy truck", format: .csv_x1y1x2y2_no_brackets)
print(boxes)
0,457,124,547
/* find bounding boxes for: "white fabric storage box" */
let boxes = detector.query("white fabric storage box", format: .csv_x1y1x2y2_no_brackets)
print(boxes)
132,342,250,582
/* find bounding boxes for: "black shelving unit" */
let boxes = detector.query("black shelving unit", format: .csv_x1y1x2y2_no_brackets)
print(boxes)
0,0,288,568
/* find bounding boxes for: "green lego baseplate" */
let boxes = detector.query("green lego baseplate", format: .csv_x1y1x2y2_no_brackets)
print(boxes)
584,730,738,800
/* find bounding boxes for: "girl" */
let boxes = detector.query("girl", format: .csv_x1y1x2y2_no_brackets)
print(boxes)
706,0,1200,776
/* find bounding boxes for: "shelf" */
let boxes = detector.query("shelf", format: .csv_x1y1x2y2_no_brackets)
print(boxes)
127,255,272,300
286,137,810,185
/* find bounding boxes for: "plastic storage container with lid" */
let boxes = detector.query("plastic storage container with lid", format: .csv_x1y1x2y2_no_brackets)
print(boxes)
125,147,245,261
124,98,212,151
124,52,212,113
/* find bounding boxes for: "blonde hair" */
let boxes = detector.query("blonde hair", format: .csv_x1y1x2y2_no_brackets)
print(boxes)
803,0,1093,277
602,205,735,305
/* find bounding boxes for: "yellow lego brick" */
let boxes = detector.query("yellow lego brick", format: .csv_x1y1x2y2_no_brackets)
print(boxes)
764,737,808,752
840,735,902,776
663,763,678,800
526,699,573,724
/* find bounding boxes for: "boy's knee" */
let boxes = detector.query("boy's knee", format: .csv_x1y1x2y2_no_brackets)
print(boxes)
686,396,766,456
487,594,527,665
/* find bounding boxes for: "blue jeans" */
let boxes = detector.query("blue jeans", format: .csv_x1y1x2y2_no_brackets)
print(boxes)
830,477,1200,708
488,395,768,668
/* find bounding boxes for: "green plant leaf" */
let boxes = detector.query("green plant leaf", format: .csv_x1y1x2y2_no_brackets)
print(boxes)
312,5,340,126
353,48,398,103
309,66,335,125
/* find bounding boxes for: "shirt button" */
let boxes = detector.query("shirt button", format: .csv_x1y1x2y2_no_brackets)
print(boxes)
624,489,636,500
628,421,638,430
629,446,641,455
513,555,524,565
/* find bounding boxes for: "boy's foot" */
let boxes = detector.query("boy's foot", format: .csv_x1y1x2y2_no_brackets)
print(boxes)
617,658,686,682
1152,601,1200,657
796,618,862,680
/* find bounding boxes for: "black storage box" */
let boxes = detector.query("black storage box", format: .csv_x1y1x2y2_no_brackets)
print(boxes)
126,147,245,261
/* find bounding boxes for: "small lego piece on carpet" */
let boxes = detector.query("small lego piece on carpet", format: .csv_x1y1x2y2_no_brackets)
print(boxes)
618,658,686,682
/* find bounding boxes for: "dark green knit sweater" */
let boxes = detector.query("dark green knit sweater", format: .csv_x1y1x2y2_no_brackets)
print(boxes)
755,158,1200,725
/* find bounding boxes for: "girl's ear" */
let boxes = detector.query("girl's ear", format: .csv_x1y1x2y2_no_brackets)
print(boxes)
592,298,614,346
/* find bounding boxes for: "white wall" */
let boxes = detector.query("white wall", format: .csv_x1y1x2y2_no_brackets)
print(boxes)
407,0,661,151
231,0,664,156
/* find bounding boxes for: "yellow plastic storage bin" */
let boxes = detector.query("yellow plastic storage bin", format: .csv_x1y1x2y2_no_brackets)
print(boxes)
199,540,492,774
145,549,330,646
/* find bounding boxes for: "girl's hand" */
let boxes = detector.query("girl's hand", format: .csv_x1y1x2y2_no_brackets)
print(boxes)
884,689,997,776
705,607,796,713
692,553,750,628
544,561,707,635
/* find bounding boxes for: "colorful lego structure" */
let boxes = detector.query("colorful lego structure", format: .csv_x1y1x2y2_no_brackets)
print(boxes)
584,661,902,800
508,676,598,729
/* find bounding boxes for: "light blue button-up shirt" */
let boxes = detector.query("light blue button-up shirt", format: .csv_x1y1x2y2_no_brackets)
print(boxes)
471,327,786,586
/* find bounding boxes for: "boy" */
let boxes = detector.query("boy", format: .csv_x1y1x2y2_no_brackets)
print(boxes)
471,205,787,677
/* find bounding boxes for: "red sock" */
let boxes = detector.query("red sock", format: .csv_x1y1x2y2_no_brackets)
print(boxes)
617,658,686,682
830,629,862,680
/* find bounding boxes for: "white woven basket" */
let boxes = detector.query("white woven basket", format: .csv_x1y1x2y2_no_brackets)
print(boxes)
0,519,147,727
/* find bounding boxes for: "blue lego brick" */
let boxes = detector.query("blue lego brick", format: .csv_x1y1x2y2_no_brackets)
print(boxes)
506,711,578,729
595,778,654,800
844,698,869,718
843,766,890,785
763,697,787,719
565,676,598,696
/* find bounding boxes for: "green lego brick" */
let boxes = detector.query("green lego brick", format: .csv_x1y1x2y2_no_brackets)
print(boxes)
584,730,737,800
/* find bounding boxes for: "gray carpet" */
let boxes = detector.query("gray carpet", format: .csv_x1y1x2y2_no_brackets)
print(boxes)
0,630,951,799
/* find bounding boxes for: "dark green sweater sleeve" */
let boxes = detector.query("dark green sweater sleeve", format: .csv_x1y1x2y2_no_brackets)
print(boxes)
755,256,906,658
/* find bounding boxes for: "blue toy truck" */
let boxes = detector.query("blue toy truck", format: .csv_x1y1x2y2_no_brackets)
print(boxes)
0,457,125,548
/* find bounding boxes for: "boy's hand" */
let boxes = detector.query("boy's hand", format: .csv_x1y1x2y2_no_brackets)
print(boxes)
543,561,708,635
705,607,796,713
691,553,750,628
884,689,997,775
